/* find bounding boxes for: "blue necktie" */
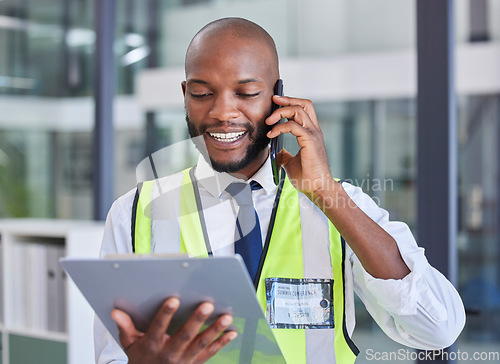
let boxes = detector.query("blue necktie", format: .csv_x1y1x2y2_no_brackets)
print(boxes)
226,181,263,282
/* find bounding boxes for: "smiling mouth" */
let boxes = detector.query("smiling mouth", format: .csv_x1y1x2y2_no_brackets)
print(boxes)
208,131,246,143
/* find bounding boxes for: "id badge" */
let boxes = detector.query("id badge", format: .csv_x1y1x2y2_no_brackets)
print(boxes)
265,278,334,329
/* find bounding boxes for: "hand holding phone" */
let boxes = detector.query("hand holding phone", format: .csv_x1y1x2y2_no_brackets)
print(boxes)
270,79,284,185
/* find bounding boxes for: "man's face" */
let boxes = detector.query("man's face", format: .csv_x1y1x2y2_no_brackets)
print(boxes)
182,34,278,176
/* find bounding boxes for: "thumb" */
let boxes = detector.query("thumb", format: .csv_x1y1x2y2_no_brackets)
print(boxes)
111,309,142,349
277,148,293,169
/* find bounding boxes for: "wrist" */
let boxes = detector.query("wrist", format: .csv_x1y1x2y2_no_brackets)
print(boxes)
303,177,344,209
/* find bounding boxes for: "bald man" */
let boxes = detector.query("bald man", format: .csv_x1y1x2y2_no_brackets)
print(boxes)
95,18,465,363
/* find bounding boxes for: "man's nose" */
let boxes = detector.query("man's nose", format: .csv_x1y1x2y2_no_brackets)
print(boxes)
208,94,239,121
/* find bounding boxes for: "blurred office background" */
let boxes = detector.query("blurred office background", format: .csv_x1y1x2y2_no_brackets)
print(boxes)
0,0,499,362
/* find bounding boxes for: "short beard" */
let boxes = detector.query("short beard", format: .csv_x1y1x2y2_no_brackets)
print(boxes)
186,114,271,173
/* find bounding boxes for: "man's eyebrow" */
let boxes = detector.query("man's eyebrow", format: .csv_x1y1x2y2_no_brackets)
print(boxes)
186,78,264,85
186,79,209,85
238,78,263,84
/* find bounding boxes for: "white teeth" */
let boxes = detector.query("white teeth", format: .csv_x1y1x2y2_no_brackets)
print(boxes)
209,131,245,142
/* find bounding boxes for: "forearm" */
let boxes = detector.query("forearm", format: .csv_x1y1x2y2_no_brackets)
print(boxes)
309,177,410,280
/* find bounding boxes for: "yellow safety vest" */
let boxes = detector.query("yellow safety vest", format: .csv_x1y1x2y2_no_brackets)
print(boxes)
132,168,359,363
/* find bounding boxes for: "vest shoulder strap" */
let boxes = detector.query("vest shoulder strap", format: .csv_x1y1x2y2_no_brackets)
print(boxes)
132,180,153,254
131,168,208,256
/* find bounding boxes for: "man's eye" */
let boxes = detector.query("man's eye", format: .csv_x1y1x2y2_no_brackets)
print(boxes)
238,92,261,98
190,93,211,99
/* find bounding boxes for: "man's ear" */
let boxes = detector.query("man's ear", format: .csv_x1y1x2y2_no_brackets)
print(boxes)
181,81,186,97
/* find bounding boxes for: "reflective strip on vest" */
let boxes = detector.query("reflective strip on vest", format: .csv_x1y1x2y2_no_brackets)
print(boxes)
179,169,209,257
132,168,358,363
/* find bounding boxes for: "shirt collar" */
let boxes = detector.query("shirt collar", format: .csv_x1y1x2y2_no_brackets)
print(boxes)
250,156,277,195
194,153,276,198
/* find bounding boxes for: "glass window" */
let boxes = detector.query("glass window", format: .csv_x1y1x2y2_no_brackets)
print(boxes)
0,0,94,219
457,94,500,352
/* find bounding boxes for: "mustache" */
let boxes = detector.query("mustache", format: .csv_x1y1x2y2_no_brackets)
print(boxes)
185,115,256,137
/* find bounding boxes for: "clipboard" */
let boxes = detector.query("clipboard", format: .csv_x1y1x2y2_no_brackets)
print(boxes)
61,255,285,363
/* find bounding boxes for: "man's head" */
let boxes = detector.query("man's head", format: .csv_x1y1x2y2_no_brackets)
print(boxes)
182,18,280,178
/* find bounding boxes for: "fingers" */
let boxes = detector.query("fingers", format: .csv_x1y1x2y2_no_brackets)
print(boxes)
144,297,180,344
167,302,215,354
193,330,238,364
269,95,319,128
111,309,142,350
267,118,319,144
268,105,309,127
185,314,236,360
113,299,236,363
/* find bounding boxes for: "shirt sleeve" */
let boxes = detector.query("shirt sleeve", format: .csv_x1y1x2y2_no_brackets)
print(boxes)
341,181,466,350
94,188,136,364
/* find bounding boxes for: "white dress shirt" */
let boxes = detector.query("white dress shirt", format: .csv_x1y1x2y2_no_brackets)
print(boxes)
94,154,465,363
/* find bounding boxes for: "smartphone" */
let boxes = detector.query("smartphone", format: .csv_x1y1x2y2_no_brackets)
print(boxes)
270,79,284,185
